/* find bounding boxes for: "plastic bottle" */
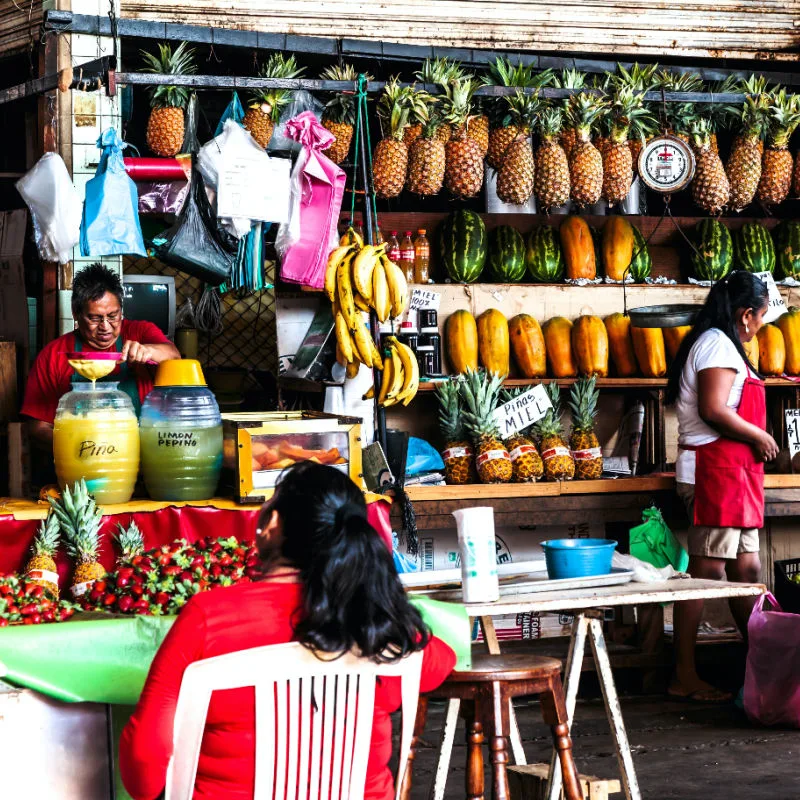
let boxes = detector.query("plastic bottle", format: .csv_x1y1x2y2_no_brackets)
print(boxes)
414,229,431,284
399,231,416,284
386,231,401,264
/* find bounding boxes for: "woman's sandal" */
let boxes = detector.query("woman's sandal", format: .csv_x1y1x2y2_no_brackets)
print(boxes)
667,685,732,704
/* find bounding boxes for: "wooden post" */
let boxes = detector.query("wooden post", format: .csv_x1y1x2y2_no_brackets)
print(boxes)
0,341,17,422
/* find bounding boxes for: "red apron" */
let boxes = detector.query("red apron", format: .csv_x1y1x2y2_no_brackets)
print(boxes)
681,368,766,529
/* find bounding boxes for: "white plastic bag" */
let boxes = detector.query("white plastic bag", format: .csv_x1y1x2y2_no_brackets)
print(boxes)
15,153,82,263
274,147,305,258
611,551,687,583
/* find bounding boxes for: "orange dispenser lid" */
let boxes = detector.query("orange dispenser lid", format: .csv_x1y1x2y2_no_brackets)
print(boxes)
154,359,207,387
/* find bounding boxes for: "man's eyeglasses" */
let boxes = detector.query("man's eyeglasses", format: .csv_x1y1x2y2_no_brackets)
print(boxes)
82,313,122,327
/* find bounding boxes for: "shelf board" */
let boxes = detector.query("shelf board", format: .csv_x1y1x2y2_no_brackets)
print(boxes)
418,377,667,391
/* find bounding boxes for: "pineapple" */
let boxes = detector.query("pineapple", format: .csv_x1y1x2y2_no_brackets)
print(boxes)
555,69,586,159
436,379,476,485
48,480,105,597
568,377,603,480
535,107,571,211
442,77,485,199
757,89,800,206
463,101,490,155
319,64,370,164
407,107,447,196
373,77,413,199
115,520,144,564
460,369,512,484
416,58,466,143
243,54,305,149
566,93,607,207
793,152,800,198
402,84,439,148
655,72,701,147
496,90,538,205
501,389,544,482
706,75,740,155
533,382,575,481
24,511,61,599
726,84,771,212
140,42,197,157
690,118,730,214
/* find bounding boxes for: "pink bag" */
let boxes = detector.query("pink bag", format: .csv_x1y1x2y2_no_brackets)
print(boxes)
743,592,800,727
278,111,346,288
366,494,393,552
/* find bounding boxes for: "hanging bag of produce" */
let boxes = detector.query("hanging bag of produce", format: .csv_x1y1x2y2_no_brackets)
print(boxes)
628,506,689,572
277,111,346,288
79,128,146,257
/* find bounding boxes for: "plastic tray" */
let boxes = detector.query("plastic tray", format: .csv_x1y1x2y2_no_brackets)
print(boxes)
628,304,702,328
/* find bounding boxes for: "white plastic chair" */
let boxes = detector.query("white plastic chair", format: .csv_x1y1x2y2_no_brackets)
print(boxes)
164,641,424,800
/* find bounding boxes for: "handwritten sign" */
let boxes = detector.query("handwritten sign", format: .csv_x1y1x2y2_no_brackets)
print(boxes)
409,288,441,312
753,271,787,324
786,409,800,471
217,152,291,223
492,384,552,438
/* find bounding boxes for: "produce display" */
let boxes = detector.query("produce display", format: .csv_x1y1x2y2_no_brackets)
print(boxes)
572,315,609,378
560,215,597,281
691,219,734,281
526,225,565,282
476,308,510,376
533,382,575,481
758,323,786,376
487,226,527,282
243,54,305,149
568,378,604,480
502,387,544,482
440,209,487,284
735,222,776,274
435,379,476,485
0,576,79,627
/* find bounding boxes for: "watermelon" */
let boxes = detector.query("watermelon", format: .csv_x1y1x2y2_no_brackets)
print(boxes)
439,210,487,284
629,224,652,282
734,222,775,274
488,226,526,282
773,221,800,280
691,219,733,282
526,225,565,282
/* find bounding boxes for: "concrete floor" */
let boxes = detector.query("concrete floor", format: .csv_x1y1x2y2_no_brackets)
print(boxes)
407,696,799,799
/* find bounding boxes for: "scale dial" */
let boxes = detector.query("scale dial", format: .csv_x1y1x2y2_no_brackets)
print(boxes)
638,135,696,194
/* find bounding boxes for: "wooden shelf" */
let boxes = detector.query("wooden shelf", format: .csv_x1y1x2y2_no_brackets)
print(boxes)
418,377,667,391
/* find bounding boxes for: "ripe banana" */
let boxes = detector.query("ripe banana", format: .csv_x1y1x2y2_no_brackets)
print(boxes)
391,339,420,405
335,342,347,367
354,292,370,313
334,305,354,364
336,251,361,333
363,386,375,401
369,333,384,370
372,261,391,322
381,255,409,318
352,244,384,302
351,319,374,367
376,349,396,405
340,227,363,248
325,245,354,303
381,342,406,406
345,360,359,379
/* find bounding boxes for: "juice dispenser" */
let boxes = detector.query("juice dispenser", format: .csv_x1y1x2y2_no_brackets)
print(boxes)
139,359,223,501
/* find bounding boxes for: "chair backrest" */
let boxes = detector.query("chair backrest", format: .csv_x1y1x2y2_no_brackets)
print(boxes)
164,641,424,800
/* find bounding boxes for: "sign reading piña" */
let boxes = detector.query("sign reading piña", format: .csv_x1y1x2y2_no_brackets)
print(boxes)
492,384,552,438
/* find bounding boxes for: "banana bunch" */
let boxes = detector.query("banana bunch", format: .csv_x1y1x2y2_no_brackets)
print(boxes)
375,336,419,408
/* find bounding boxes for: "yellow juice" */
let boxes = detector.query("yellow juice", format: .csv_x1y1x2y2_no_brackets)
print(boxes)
53,411,140,505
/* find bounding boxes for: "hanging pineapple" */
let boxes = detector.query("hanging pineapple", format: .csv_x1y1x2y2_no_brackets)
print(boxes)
24,511,61,599
793,151,800,198
461,97,490,156
415,58,465,144
566,92,607,207
435,379,476,485
139,42,197,157
243,53,305,149
555,69,586,160
756,89,800,206
402,83,439,148
496,90,539,205
372,77,413,199
442,77,485,199
461,369,513,484
707,74,740,155
726,82,771,212
617,64,660,172
690,118,730,214
406,107,447,196
534,107,571,211
501,389,544,483
319,64,371,165
533,382,575,481
568,377,603,480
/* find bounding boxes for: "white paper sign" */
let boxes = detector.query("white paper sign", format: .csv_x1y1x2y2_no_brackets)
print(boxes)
409,288,441,312
217,152,291,224
785,409,800,463
492,384,552,438
754,271,787,324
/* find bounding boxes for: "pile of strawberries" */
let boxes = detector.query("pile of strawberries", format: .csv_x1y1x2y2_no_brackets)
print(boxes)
0,575,80,627
79,535,261,616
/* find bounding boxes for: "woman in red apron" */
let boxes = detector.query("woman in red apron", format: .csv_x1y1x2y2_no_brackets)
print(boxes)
666,271,777,703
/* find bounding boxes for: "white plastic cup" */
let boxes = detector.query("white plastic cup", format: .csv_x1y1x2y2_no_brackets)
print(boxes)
452,507,499,603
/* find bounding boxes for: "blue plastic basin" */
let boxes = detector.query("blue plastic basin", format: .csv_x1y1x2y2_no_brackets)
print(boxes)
541,539,617,580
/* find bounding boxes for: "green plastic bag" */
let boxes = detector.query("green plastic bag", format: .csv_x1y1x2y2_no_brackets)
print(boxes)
629,507,689,573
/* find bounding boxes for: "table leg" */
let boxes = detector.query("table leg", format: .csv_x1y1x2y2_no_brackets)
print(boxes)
428,698,460,800
587,616,641,800
545,613,590,800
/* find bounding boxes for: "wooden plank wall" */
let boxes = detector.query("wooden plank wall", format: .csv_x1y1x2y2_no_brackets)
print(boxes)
121,0,800,61
0,0,43,57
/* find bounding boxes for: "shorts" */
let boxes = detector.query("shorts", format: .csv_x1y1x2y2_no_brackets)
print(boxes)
676,482,759,560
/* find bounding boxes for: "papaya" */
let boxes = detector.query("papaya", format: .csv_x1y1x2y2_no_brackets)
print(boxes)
508,314,547,378
601,217,635,282
542,317,578,378
757,323,786,376
445,310,479,374
776,307,800,376
572,315,609,377
559,216,596,280
631,327,667,377
663,325,692,361
743,336,759,372
604,313,638,377
477,308,510,377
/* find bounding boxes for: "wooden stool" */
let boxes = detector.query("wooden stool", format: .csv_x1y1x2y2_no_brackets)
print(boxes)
404,654,583,800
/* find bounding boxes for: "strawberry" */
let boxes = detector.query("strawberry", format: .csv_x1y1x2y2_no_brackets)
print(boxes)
0,618,8,627
43,609,55,622
103,594,117,607
93,580,107,595
162,565,182,577
118,596,134,613
155,591,170,607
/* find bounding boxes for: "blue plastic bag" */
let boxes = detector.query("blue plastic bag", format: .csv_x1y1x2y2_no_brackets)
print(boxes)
406,437,445,476
215,92,245,136
80,128,146,257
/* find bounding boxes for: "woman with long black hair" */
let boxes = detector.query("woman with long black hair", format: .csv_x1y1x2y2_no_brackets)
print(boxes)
120,462,456,799
667,271,777,703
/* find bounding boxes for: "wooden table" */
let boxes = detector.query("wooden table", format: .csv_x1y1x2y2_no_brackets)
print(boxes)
427,578,766,800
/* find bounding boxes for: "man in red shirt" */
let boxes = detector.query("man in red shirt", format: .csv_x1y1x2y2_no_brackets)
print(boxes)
21,262,179,454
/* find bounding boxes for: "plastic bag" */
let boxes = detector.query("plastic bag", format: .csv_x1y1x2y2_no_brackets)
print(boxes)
629,507,689,573
80,128,146,257
15,153,82,263
215,92,245,137
744,592,800,728
137,180,189,215
269,90,325,154
152,168,233,286
406,437,445,476
611,552,686,583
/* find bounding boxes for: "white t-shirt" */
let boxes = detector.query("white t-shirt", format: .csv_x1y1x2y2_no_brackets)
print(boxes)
675,328,750,485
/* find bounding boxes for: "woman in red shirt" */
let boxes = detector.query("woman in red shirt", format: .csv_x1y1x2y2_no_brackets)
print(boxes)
120,462,456,800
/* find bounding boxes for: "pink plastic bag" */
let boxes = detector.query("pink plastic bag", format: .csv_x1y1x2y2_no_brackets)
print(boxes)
743,592,800,727
366,494,393,552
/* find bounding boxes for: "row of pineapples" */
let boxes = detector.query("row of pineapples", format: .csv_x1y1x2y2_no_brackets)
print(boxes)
436,369,602,486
